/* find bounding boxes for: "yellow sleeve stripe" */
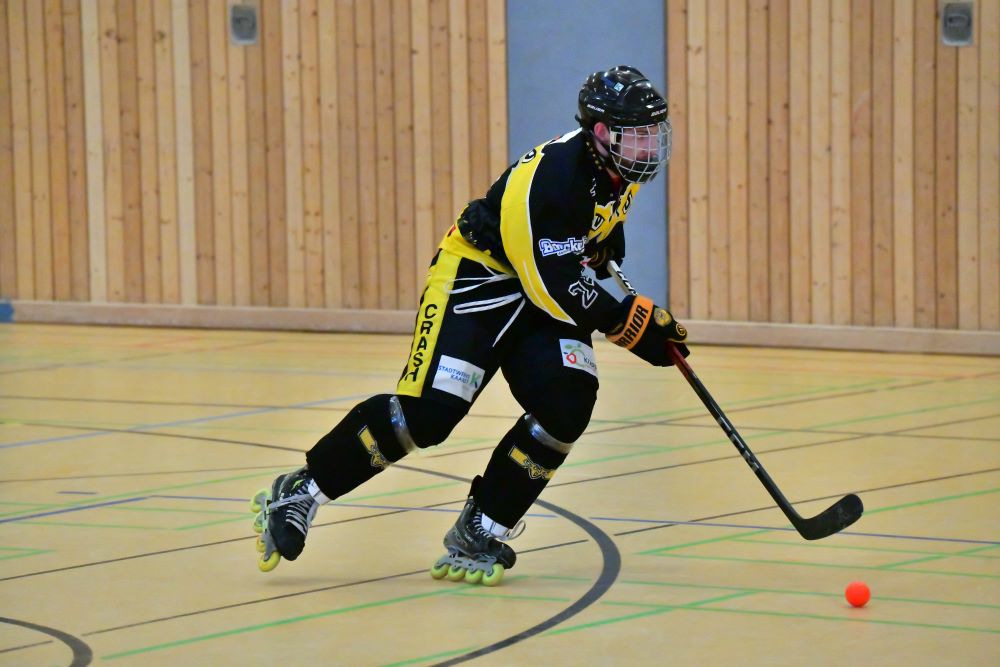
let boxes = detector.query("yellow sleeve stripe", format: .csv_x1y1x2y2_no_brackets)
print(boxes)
500,148,576,325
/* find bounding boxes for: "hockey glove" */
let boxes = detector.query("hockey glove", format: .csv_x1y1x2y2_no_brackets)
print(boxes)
585,226,625,280
605,294,689,367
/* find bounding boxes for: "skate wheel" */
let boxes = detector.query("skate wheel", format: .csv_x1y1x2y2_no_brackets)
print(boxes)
464,568,483,584
446,565,467,582
430,562,450,580
250,489,270,513
481,564,504,587
258,550,280,572
255,535,266,553
252,512,265,534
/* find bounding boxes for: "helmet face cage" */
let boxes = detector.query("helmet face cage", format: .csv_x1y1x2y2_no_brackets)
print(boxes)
608,119,672,184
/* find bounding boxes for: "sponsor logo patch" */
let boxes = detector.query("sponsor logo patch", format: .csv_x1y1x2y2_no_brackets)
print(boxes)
358,426,388,469
508,446,555,480
538,237,587,257
432,355,485,402
560,339,597,377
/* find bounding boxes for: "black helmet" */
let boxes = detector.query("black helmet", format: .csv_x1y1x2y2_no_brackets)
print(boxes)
577,65,668,129
577,65,671,183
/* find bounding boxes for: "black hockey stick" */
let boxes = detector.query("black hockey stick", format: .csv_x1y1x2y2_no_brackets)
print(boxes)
606,260,863,540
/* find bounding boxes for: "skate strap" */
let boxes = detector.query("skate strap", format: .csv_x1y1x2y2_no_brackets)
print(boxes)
498,520,526,541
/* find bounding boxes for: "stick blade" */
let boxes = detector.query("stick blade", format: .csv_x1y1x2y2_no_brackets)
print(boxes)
795,494,864,541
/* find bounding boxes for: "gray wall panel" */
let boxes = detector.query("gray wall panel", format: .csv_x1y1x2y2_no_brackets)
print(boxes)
507,0,668,303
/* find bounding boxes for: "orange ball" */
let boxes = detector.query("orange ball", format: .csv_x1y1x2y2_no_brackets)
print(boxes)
845,581,870,607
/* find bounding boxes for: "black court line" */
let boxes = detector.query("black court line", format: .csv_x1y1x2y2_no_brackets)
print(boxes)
0,393,352,412
389,465,620,667
0,616,91,667
0,338,274,377
0,464,294,484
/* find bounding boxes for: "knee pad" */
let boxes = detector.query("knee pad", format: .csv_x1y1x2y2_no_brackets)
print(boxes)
394,394,467,448
522,382,596,444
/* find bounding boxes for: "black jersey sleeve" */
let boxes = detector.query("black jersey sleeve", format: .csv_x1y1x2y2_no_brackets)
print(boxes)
499,140,624,332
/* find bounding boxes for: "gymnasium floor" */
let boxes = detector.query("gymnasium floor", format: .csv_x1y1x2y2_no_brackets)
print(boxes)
0,323,997,666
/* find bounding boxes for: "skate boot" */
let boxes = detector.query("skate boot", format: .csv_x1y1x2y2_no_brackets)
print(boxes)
250,466,321,572
429,494,524,586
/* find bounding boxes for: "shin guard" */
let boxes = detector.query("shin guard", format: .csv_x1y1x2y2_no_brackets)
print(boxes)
474,415,572,528
305,395,409,500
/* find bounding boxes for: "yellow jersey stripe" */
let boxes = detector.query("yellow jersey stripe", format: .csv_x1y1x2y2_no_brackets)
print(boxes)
396,250,462,398
500,147,575,324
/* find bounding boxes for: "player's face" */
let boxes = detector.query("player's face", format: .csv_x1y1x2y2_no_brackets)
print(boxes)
610,121,672,183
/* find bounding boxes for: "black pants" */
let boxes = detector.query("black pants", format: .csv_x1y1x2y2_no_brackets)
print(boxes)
396,248,600,444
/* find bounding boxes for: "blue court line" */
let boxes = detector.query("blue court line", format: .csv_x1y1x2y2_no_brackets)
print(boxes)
0,393,370,450
0,497,147,524
590,516,1000,546
140,495,1000,547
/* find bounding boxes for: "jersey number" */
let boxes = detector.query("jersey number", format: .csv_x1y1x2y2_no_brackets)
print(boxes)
569,279,599,309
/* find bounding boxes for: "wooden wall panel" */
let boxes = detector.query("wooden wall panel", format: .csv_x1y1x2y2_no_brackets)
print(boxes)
768,0,790,323
373,0,396,309
135,0,159,303
116,0,142,303
981,0,1000,329
171,0,196,306
686,0,708,320
229,1,251,307
209,0,232,305
317,0,341,308
746,0,769,321
153,0,178,304
664,0,997,334
830,0,851,325
726,0,748,321
4,0,996,345
706,0,728,320
27,0,54,301
64,0,89,301
892,0,915,327
666,0,689,317
392,0,415,307
935,5,958,329
0,0,15,298
788,0,810,323
871,0,893,327
45,0,71,301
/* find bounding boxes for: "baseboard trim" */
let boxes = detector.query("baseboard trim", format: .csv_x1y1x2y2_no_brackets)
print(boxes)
7,301,999,355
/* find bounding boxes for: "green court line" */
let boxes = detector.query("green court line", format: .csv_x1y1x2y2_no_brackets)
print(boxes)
878,544,1000,570
616,377,898,422
0,548,52,561
175,515,253,531
608,579,1000,611
639,529,771,555
103,588,459,660
451,589,573,604
111,506,246,516
22,520,165,531
543,591,757,636
648,552,1000,579
338,481,462,503
680,604,999,635
380,646,479,667
864,487,1000,515
0,469,290,521
810,395,1000,429
734,537,1000,560
571,391,1000,470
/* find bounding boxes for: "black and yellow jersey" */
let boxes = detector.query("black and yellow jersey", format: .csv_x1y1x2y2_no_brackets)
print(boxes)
440,128,640,333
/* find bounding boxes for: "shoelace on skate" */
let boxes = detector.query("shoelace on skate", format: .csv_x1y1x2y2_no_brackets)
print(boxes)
475,510,526,542
271,492,318,536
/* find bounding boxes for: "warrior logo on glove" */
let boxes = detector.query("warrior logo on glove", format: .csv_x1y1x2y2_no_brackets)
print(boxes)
605,295,690,367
